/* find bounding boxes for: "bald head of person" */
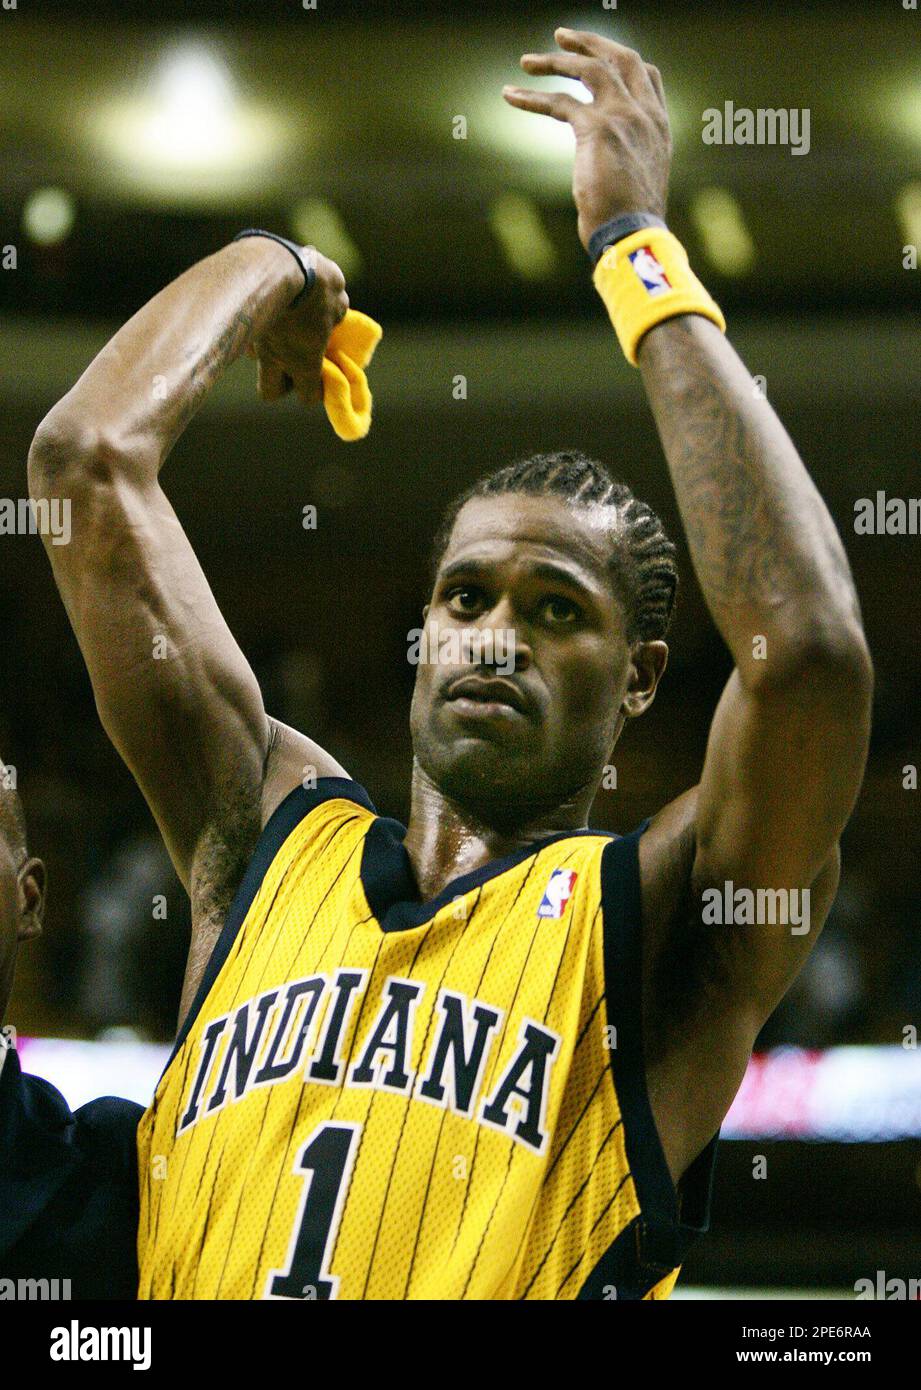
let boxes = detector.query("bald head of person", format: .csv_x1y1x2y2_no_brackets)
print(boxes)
0,764,45,1028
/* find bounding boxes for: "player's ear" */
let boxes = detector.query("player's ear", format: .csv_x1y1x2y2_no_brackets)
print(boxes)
17,857,46,942
621,640,668,718
422,603,430,622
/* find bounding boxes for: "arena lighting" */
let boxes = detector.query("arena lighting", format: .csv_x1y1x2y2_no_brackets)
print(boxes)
887,82,921,145
895,181,921,251
689,187,756,276
722,1046,921,1142
92,44,284,199
491,70,583,169
289,198,363,280
488,192,557,279
22,187,76,246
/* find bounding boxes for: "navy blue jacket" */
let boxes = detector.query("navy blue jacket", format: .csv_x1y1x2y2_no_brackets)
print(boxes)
0,1047,142,1299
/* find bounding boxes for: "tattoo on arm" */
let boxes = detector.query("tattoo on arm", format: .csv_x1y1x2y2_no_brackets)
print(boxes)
638,316,858,625
172,309,255,441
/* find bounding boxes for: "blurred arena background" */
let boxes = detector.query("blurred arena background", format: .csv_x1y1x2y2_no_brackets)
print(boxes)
1,0,919,1297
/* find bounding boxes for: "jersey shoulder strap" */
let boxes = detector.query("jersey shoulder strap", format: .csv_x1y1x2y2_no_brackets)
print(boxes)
577,823,718,1299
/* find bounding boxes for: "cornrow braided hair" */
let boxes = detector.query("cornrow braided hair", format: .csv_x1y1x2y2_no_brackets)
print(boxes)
432,449,679,643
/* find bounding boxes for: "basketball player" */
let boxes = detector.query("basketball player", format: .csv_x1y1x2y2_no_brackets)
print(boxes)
0,764,142,1298
27,31,872,1299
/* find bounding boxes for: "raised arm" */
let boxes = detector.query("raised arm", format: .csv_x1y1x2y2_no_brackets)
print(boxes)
505,29,873,1178
637,314,871,891
636,313,871,1176
27,235,350,1022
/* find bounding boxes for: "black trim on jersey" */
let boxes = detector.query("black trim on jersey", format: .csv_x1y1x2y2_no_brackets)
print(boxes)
360,818,607,934
578,825,719,1299
575,1219,662,1300
164,778,375,1074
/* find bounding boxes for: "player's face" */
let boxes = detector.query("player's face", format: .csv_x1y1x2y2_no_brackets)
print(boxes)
410,493,635,817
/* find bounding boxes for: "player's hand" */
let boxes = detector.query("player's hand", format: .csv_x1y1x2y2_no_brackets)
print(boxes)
248,247,349,405
503,28,672,251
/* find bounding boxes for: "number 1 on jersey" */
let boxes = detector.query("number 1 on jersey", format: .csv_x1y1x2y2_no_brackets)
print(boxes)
265,1121,361,1300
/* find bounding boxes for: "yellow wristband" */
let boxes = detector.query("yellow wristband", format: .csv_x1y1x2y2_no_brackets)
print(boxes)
592,227,726,366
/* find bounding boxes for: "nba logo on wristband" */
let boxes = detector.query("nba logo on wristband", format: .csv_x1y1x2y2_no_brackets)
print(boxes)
594,226,726,365
628,246,673,296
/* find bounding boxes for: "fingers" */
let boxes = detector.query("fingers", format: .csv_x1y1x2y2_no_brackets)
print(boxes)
312,247,346,297
258,354,321,408
256,356,292,403
646,63,666,106
289,341,326,409
292,371,323,408
256,352,322,408
554,26,618,58
508,30,664,118
518,49,613,99
502,85,582,124
554,26,660,103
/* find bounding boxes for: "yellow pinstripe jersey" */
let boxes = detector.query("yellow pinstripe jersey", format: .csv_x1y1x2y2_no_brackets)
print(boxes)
137,779,715,1300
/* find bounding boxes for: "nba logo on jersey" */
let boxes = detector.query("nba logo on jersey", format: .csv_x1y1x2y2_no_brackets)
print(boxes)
537,868,578,919
628,246,672,296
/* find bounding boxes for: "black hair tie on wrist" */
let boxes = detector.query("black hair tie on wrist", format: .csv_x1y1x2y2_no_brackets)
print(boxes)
233,229,316,303
587,213,668,269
